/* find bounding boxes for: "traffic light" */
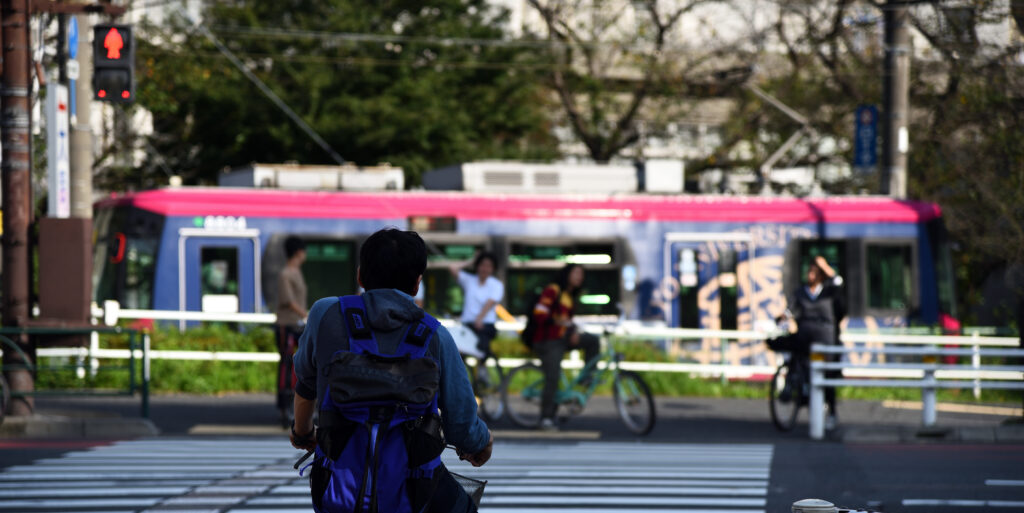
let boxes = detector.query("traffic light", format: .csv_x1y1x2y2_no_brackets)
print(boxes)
93,24,134,103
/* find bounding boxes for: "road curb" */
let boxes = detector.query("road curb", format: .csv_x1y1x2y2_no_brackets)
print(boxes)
0,414,160,439
839,424,1024,444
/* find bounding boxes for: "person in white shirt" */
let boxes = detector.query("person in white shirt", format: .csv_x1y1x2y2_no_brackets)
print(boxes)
449,252,504,357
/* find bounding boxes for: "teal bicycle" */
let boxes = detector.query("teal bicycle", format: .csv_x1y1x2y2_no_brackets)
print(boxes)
501,336,656,435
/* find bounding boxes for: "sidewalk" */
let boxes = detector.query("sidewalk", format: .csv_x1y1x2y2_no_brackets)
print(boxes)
2,392,1022,443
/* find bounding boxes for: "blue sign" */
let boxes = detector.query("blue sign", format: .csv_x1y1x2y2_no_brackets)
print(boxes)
68,17,79,59
854,104,877,168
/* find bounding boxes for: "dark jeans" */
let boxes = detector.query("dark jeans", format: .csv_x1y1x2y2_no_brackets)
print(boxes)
536,332,600,420
768,333,837,413
465,323,497,356
275,324,304,411
426,465,478,513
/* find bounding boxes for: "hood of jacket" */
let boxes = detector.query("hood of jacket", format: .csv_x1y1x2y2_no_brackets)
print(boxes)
362,289,425,333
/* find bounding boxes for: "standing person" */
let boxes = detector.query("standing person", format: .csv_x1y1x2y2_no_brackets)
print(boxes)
275,236,307,427
450,252,505,360
781,255,847,430
290,228,493,512
531,263,600,432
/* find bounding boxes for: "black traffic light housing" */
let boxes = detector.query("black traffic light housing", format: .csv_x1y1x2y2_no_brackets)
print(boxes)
93,24,134,103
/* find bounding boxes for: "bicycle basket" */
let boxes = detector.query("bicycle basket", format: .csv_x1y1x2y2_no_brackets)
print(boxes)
450,471,487,507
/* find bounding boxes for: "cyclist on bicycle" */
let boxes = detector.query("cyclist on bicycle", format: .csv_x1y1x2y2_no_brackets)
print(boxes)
530,263,600,432
449,252,505,381
770,255,846,430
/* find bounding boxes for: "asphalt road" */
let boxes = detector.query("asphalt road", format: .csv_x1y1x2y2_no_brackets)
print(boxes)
0,393,1020,512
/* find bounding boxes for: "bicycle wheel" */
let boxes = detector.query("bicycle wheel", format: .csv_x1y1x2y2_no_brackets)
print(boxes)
613,370,656,435
474,353,505,423
769,361,801,432
502,363,544,429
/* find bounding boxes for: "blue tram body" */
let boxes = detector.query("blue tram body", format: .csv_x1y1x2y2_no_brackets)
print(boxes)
93,187,956,365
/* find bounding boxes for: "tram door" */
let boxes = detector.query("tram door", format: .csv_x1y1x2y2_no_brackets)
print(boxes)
666,234,753,330
182,235,258,315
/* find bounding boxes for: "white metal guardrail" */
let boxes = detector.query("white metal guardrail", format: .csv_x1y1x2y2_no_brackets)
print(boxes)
808,343,1024,440
45,303,1016,386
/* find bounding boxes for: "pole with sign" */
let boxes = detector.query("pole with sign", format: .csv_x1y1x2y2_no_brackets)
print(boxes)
46,84,71,218
854,104,878,174
67,16,79,126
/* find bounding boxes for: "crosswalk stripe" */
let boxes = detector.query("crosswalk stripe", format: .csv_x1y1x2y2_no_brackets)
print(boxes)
0,439,773,513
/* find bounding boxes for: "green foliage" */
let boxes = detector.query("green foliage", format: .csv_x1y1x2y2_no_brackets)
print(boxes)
126,0,558,188
35,324,278,394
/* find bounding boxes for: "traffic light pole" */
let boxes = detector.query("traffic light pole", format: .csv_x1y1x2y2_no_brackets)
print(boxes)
71,13,94,219
1,0,36,416
0,0,124,416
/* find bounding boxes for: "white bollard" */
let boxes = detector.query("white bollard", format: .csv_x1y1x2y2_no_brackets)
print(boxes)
809,363,825,440
792,498,837,513
922,368,937,426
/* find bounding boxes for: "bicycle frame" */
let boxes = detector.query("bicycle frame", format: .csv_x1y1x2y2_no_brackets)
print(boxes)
552,343,622,409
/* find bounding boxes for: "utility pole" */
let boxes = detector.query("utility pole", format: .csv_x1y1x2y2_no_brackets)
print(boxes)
71,13,94,219
881,0,911,198
2,1,124,416
1,0,35,416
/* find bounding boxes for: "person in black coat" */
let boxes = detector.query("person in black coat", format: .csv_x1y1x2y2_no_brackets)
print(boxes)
784,255,847,429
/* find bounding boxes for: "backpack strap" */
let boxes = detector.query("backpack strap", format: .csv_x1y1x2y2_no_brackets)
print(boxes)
397,313,440,359
337,295,377,354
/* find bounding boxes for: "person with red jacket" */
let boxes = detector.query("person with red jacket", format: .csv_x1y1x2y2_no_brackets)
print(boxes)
531,263,600,431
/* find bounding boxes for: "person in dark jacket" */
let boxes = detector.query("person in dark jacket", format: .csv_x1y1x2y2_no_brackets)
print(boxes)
531,263,600,432
782,255,847,430
290,228,493,512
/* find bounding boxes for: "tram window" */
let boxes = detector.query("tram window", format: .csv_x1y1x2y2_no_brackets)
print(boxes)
505,268,619,316
421,270,463,317
866,244,913,310
123,238,157,309
201,248,239,296
302,240,356,302
427,243,478,262
92,207,125,305
678,249,699,328
719,249,738,331
420,240,487,317
509,242,615,264
798,240,847,281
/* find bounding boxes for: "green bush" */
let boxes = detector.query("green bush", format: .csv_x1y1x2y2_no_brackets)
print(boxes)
30,325,1024,405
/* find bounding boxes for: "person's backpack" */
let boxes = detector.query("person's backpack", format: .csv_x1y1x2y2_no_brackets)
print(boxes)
307,295,446,513
519,285,558,350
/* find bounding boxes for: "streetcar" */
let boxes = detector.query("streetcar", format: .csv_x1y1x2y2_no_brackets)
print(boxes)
92,186,957,365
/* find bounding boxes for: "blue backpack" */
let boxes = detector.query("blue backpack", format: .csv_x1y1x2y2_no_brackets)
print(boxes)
308,295,446,513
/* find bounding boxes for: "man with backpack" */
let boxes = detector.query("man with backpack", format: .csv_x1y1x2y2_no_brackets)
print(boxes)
289,228,493,512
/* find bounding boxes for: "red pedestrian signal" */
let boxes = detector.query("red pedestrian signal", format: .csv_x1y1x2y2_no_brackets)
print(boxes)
103,28,124,60
93,24,134,103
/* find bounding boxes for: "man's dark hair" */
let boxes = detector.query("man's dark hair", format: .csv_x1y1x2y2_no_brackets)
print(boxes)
473,251,499,274
284,236,306,259
359,228,427,295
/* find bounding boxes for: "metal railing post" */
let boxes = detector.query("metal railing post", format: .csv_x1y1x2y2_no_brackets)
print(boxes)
720,338,728,386
972,331,981,399
922,368,937,427
809,358,825,440
88,330,100,377
142,333,150,419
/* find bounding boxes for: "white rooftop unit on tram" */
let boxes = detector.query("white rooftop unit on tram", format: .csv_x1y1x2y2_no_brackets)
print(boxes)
219,163,404,191
423,161,645,194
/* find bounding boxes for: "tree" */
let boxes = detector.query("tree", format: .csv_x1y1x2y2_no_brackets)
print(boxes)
523,0,757,162
703,1,1024,325
111,0,558,189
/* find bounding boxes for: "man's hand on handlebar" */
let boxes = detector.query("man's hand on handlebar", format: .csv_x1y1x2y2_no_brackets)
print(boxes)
457,433,494,467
